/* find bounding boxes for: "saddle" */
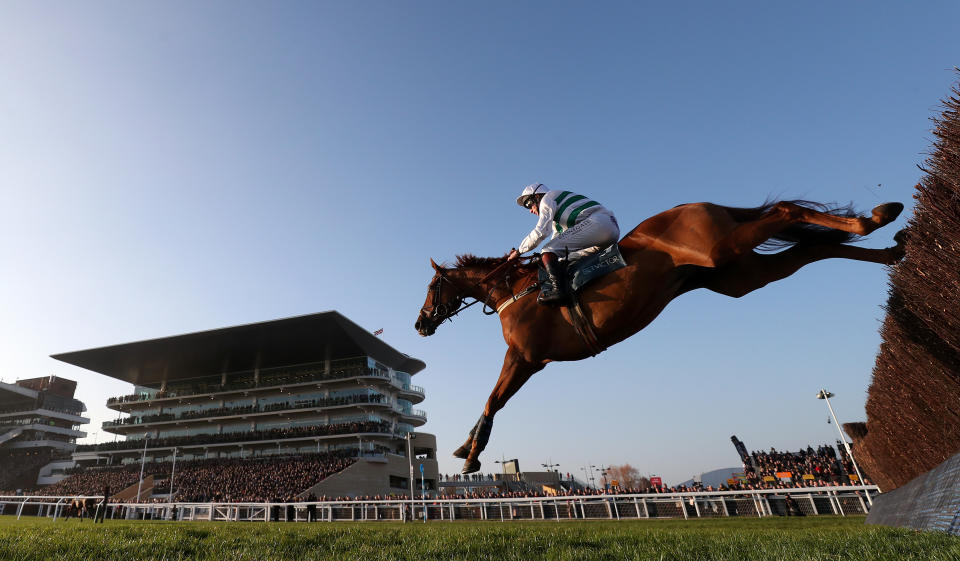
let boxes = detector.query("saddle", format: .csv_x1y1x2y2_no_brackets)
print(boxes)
536,244,627,356
536,243,627,296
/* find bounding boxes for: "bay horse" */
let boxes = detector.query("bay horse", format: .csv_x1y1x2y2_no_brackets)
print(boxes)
63,496,93,521
416,200,906,474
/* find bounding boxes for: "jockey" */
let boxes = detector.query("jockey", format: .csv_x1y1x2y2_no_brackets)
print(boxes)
507,183,620,304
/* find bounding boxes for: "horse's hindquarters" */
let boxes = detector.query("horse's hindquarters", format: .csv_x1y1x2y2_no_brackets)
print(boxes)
619,203,742,267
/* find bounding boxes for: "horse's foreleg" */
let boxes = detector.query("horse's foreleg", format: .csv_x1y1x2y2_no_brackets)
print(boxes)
460,348,544,474
452,418,482,459
704,235,905,298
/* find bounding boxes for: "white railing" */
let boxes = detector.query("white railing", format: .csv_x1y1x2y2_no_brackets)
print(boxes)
0,486,877,522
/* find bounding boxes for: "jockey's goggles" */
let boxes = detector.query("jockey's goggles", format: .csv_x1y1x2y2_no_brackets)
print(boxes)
523,197,537,210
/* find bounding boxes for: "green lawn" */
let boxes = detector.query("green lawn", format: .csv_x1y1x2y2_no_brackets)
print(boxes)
0,515,956,561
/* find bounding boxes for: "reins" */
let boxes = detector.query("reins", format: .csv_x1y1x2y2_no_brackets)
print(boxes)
478,256,518,284
424,254,606,356
424,256,537,322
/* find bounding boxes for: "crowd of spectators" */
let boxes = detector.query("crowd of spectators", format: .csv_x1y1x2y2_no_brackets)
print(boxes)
3,439,872,503
429,477,869,500
433,444,870,499
36,463,144,497
0,450,53,494
741,443,869,487
76,420,393,453
29,451,356,502
165,451,356,502
443,472,500,482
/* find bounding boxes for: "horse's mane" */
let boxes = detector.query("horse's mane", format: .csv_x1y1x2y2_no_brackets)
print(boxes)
451,253,539,276
454,254,510,269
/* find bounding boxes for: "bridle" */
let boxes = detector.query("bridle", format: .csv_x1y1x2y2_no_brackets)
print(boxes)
419,271,473,323
419,259,528,327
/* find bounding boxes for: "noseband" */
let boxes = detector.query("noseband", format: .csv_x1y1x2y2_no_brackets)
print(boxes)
420,268,504,326
418,271,467,324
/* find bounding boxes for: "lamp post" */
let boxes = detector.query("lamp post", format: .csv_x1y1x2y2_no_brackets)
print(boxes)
136,435,149,503
816,388,871,505
598,465,610,491
590,464,609,492
580,466,596,489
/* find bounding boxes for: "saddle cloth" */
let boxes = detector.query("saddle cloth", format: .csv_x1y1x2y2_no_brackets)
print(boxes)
538,243,627,294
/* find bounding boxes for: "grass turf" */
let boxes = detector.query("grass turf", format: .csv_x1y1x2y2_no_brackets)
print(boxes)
0,515,957,561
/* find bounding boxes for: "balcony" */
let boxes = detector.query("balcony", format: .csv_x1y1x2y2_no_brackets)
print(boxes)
396,407,427,426
77,419,398,454
0,406,88,424
0,423,86,439
102,393,389,431
395,382,425,403
105,359,393,409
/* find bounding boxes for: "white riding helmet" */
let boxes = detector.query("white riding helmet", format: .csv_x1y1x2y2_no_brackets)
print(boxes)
516,183,547,208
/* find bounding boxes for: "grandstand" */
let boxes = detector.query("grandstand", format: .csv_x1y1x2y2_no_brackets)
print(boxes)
0,376,89,492
49,311,438,499
729,435,870,489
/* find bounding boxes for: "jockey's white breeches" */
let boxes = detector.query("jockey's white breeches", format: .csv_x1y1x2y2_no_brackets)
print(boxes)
542,211,620,261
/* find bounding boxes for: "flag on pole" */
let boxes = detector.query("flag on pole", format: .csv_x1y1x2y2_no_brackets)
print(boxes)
373,328,383,336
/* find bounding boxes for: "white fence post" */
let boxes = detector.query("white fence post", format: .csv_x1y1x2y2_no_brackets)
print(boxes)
832,491,845,516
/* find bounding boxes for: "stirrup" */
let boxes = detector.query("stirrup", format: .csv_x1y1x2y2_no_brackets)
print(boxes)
538,286,568,304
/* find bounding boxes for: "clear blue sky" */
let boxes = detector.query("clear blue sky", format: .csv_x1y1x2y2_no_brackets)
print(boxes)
1,1,957,484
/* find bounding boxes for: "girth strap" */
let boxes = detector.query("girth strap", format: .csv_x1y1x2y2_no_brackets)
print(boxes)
568,297,607,357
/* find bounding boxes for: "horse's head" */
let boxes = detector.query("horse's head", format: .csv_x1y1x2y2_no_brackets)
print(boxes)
415,259,465,336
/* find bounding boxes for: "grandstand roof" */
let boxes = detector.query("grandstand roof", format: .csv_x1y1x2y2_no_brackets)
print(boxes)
0,381,38,409
51,311,426,387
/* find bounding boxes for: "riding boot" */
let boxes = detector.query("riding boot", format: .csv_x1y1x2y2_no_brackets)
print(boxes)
538,253,568,304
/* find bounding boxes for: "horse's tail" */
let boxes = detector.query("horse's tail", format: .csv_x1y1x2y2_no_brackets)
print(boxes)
728,199,861,251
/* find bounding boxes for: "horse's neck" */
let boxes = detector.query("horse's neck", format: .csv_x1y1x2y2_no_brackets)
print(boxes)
456,265,535,303
451,268,489,301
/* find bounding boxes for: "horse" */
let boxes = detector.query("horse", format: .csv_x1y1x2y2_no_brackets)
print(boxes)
415,199,906,474
63,496,92,521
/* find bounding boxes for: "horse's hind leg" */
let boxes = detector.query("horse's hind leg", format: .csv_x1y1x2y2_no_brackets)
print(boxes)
459,348,544,474
703,233,906,298
711,201,903,263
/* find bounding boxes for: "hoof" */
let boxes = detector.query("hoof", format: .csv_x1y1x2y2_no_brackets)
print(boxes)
461,459,481,474
894,228,909,245
452,444,471,459
871,202,904,226
884,228,909,264
884,245,906,265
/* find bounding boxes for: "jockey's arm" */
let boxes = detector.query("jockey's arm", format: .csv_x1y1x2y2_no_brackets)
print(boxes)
517,203,554,254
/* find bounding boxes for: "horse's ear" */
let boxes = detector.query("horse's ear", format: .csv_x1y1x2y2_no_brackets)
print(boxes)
430,258,441,271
